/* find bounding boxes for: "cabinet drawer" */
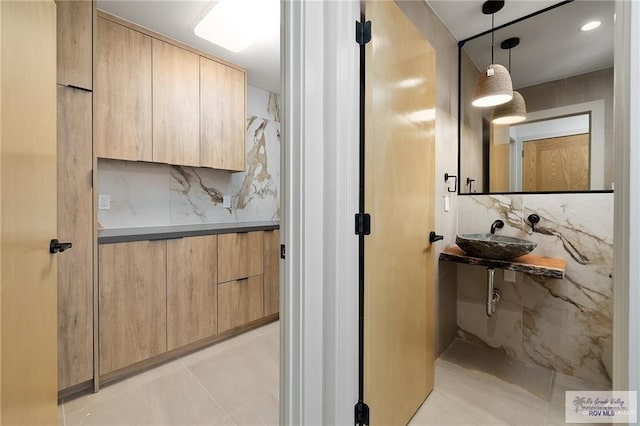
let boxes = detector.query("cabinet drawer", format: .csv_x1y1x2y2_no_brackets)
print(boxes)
217,276,264,333
217,231,263,283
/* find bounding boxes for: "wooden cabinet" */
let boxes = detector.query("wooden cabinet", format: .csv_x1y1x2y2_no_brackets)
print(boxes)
56,0,93,89
218,276,264,333
95,17,152,161
94,13,246,170
98,241,167,375
57,86,94,390
167,236,218,350
263,230,280,317
200,57,246,171
96,228,277,379
217,232,264,283
152,39,200,166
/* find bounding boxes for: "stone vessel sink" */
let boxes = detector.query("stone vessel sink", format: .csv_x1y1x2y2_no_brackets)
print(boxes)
455,234,537,260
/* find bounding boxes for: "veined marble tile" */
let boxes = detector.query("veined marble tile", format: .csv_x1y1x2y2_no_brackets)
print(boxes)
97,159,170,228
457,264,523,359
248,84,280,122
458,194,525,237
456,193,613,388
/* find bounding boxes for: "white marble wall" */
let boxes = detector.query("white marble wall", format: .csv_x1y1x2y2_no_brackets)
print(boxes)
457,193,613,387
98,85,280,228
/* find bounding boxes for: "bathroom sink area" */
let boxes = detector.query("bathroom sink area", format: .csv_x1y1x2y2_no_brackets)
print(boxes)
455,234,537,260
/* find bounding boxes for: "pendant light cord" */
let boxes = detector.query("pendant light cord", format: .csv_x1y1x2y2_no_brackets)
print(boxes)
491,13,495,64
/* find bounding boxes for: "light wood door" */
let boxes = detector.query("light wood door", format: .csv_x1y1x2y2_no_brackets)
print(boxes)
523,133,590,191
57,86,93,390
98,241,167,375
263,230,280,316
200,57,246,171
56,0,92,89
217,231,263,283
364,1,436,424
1,1,58,422
152,39,200,166
167,236,218,350
95,17,152,161
218,276,264,332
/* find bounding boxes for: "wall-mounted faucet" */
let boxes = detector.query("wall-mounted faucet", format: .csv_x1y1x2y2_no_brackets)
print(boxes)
490,219,504,235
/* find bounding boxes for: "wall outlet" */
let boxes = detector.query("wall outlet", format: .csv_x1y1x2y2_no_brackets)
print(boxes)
504,269,516,282
223,195,232,209
98,194,111,210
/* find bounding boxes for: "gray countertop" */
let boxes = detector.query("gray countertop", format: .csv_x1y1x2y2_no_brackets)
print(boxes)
98,221,280,244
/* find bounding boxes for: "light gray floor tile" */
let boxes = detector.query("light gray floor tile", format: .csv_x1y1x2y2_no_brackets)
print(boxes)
63,356,186,415
228,387,279,426
65,369,230,426
187,336,279,413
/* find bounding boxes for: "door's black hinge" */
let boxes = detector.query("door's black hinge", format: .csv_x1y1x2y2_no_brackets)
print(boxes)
356,20,372,45
355,213,371,236
354,401,370,425
280,244,286,260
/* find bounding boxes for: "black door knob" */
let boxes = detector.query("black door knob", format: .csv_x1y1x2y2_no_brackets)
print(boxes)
50,239,72,254
429,231,444,243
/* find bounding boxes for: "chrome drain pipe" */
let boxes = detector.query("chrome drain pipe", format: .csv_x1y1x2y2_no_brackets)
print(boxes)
486,268,502,317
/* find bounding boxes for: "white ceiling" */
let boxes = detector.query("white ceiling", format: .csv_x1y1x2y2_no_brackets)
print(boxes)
427,0,615,89
97,0,281,93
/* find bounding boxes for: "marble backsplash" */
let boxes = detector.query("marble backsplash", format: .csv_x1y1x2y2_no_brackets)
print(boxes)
456,193,613,387
98,85,280,228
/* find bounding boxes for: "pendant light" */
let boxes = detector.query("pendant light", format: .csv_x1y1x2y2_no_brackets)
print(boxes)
472,1,513,108
493,37,527,124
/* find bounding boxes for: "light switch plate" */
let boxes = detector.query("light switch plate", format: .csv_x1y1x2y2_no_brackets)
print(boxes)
504,269,516,282
98,194,110,210
223,195,232,209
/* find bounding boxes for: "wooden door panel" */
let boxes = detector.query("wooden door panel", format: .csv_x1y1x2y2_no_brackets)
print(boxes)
364,1,436,425
152,39,200,166
57,86,94,390
56,0,92,89
200,57,246,171
523,133,589,191
1,1,58,422
263,230,280,316
96,17,152,161
167,236,218,350
98,241,167,375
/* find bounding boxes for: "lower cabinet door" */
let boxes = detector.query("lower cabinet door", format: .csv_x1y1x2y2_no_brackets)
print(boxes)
167,235,218,350
218,275,264,333
263,230,280,316
98,240,167,375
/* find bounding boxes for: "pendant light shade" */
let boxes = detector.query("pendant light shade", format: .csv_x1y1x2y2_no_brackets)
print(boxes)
492,90,526,124
472,1,513,108
472,64,513,107
492,37,527,124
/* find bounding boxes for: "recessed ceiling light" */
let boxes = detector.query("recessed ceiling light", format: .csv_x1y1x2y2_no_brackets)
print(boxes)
580,21,601,32
194,0,279,53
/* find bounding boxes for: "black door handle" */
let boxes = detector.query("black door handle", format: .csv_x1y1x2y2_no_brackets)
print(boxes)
50,239,72,254
429,232,444,243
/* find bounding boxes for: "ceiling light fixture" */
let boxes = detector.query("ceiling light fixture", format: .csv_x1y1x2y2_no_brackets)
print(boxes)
472,0,513,108
580,21,601,32
492,37,527,125
194,0,279,53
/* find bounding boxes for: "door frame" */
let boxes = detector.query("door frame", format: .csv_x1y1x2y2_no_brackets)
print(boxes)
281,0,639,424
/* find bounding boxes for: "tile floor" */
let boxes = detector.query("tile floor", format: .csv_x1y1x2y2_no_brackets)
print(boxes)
59,320,279,426
59,327,605,426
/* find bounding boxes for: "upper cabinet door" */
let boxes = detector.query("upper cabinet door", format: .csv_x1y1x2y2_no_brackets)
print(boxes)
152,39,200,166
56,0,93,89
200,57,246,171
96,17,152,161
